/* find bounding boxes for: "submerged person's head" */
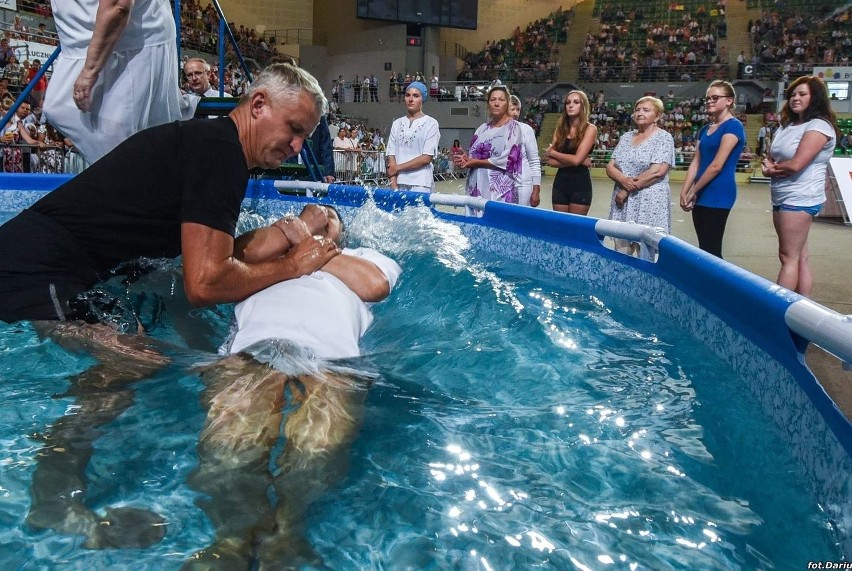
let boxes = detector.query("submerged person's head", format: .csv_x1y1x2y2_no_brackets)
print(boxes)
301,204,346,247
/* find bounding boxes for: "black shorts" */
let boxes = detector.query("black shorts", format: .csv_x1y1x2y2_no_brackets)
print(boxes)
552,185,593,206
0,209,99,322
552,166,593,206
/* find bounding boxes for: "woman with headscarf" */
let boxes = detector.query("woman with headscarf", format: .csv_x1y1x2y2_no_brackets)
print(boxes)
386,81,441,193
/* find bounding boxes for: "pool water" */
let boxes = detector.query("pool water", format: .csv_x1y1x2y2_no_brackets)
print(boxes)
0,202,842,569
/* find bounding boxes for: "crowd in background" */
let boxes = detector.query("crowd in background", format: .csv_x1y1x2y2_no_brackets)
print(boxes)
177,0,278,66
457,7,572,85
580,6,727,82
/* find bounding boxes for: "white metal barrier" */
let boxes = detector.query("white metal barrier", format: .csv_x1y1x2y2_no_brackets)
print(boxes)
332,149,387,184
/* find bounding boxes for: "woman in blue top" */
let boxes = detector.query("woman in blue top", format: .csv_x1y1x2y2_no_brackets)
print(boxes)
679,80,746,258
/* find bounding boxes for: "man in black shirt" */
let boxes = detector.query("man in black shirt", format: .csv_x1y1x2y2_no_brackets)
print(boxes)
15,63,342,551
0,63,339,324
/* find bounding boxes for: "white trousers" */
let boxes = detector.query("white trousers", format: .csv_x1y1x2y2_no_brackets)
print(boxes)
44,42,192,164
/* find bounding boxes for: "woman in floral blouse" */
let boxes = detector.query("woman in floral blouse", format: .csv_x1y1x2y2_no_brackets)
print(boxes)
454,85,523,216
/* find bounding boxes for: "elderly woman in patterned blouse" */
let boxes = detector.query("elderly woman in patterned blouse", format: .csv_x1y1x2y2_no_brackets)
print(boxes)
605,96,676,259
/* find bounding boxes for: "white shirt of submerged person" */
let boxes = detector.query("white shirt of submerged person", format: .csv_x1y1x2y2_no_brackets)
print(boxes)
226,212,401,359
386,81,440,193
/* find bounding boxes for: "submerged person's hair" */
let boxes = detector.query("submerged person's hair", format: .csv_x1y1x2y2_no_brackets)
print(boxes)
243,63,328,116
322,204,347,248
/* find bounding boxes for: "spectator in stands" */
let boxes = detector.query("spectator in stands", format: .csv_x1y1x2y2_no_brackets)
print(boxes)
0,77,13,106
545,90,597,215
184,57,230,97
12,15,27,40
1,100,39,173
24,104,48,133
679,81,745,259
35,123,66,174
25,59,48,108
757,121,769,156
450,138,464,176
45,0,191,164
386,81,440,193
606,96,675,259
454,85,523,215
333,127,357,178
509,95,542,207
3,55,23,83
0,39,15,69
761,76,838,296
369,74,379,102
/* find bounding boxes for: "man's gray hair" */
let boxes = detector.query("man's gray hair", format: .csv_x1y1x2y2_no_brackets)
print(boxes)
245,63,328,116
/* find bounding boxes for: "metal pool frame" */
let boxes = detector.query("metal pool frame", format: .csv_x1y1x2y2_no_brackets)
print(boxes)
2,174,851,555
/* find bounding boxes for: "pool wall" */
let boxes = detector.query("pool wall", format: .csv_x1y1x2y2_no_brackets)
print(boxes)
2,175,850,554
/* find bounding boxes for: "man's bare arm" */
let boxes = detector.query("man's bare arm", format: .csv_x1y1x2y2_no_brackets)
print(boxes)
321,254,391,302
181,223,339,306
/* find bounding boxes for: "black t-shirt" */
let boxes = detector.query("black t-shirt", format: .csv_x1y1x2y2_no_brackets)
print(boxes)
30,118,247,273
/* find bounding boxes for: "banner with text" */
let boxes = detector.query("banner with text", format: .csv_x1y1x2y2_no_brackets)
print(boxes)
10,40,56,64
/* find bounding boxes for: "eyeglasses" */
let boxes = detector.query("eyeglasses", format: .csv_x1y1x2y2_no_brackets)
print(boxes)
704,95,731,103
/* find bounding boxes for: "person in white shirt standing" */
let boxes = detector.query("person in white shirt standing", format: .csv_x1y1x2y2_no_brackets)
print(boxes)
44,0,191,164
761,75,838,296
385,81,440,193
509,94,542,206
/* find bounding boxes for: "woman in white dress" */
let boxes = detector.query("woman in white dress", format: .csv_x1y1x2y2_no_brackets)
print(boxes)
44,0,190,164
385,81,440,193
509,94,542,207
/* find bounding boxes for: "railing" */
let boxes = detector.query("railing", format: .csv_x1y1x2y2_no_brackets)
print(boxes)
742,62,819,81
331,150,466,185
264,28,313,46
11,0,52,17
0,142,87,174
457,64,561,85
331,79,514,104
332,149,387,185
441,41,469,61
586,148,756,172
579,63,728,83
